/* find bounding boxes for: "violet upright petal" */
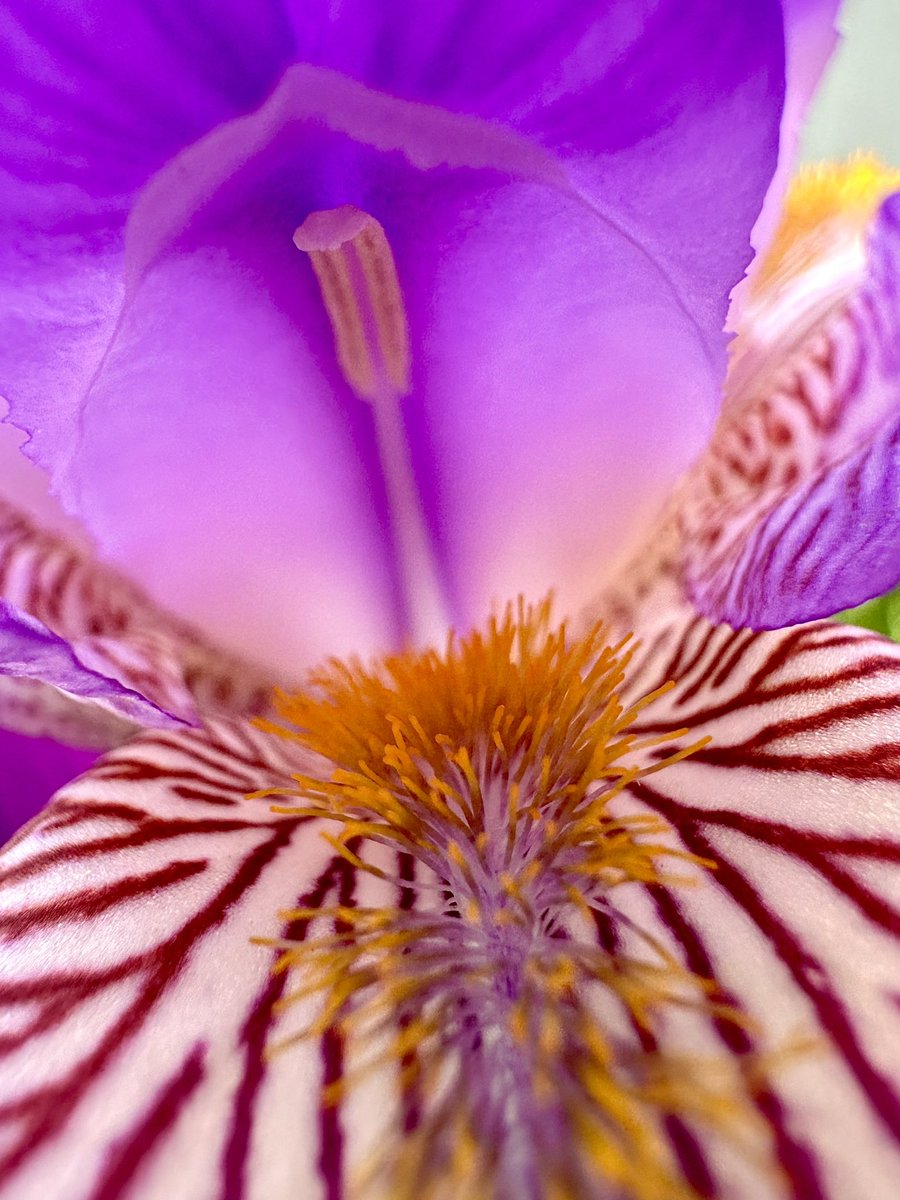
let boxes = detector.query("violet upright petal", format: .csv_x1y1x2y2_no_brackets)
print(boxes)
0,1,298,472
1,3,790,663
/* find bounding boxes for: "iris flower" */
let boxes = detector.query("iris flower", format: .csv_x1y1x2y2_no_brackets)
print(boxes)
0,2,899,1197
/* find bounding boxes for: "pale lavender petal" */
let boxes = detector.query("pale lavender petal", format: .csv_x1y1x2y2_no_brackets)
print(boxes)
682,193,900,628
613,612,900,1198
0,600,184,729
0,722,399,1198
0,421,92,546
0,726,95,845
1,3,789,656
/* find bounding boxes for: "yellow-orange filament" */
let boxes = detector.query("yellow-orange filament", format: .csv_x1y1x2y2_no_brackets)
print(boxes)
294,204,411,400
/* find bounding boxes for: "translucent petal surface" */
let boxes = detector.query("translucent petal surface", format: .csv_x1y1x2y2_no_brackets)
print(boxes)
1,2,789,661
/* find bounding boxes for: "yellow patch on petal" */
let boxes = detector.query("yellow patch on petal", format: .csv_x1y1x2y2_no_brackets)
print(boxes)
255,600,783,1199
754,153,900,297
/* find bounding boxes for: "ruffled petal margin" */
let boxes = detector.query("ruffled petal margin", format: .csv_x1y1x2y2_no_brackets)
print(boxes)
0,617,897,1198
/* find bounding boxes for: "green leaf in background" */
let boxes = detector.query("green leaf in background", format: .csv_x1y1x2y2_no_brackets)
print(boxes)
835,587,900,639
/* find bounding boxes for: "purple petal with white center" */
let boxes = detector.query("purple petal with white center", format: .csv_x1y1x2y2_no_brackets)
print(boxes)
610,612,900,1198
0,600,183,730
0,722,403,1199
681,192,900,628
1,3,788,660
0,726,96,845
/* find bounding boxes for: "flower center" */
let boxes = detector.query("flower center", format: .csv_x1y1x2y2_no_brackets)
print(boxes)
257,601,777,1199
295,205,448,647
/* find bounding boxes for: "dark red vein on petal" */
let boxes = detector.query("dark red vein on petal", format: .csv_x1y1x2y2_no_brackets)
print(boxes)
643,883,826,1200
0,818,299,1183
636,783,900,1144
319,843,360,1200
0,859,207,939
222,841,357,1200
91,1043,207,1200
0,815,269,887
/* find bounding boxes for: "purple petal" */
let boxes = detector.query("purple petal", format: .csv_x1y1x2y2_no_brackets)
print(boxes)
682,193,900,628
615,611,900,1198
2,4,788,661
0,0,298,476
0,725,96,845
0,599,185,729
0,421,92,545
0,722,398,1197
746,0,841,277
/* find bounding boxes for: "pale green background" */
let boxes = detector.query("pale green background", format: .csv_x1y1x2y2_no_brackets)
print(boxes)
801,0,900,165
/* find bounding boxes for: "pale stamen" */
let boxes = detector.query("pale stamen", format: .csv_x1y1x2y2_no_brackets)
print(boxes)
295,205,449,647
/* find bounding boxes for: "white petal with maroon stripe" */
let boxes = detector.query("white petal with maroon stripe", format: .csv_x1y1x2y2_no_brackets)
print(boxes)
1,619,898,1198
0,722,402,1200
615,615,900,1199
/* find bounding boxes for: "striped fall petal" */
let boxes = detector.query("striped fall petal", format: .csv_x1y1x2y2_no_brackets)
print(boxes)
0,497,276,729
0,600,183,733
0,608,897,1199
617,613,900,1200
0,721,402,1200
0,675,135,750
676,170,900,630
